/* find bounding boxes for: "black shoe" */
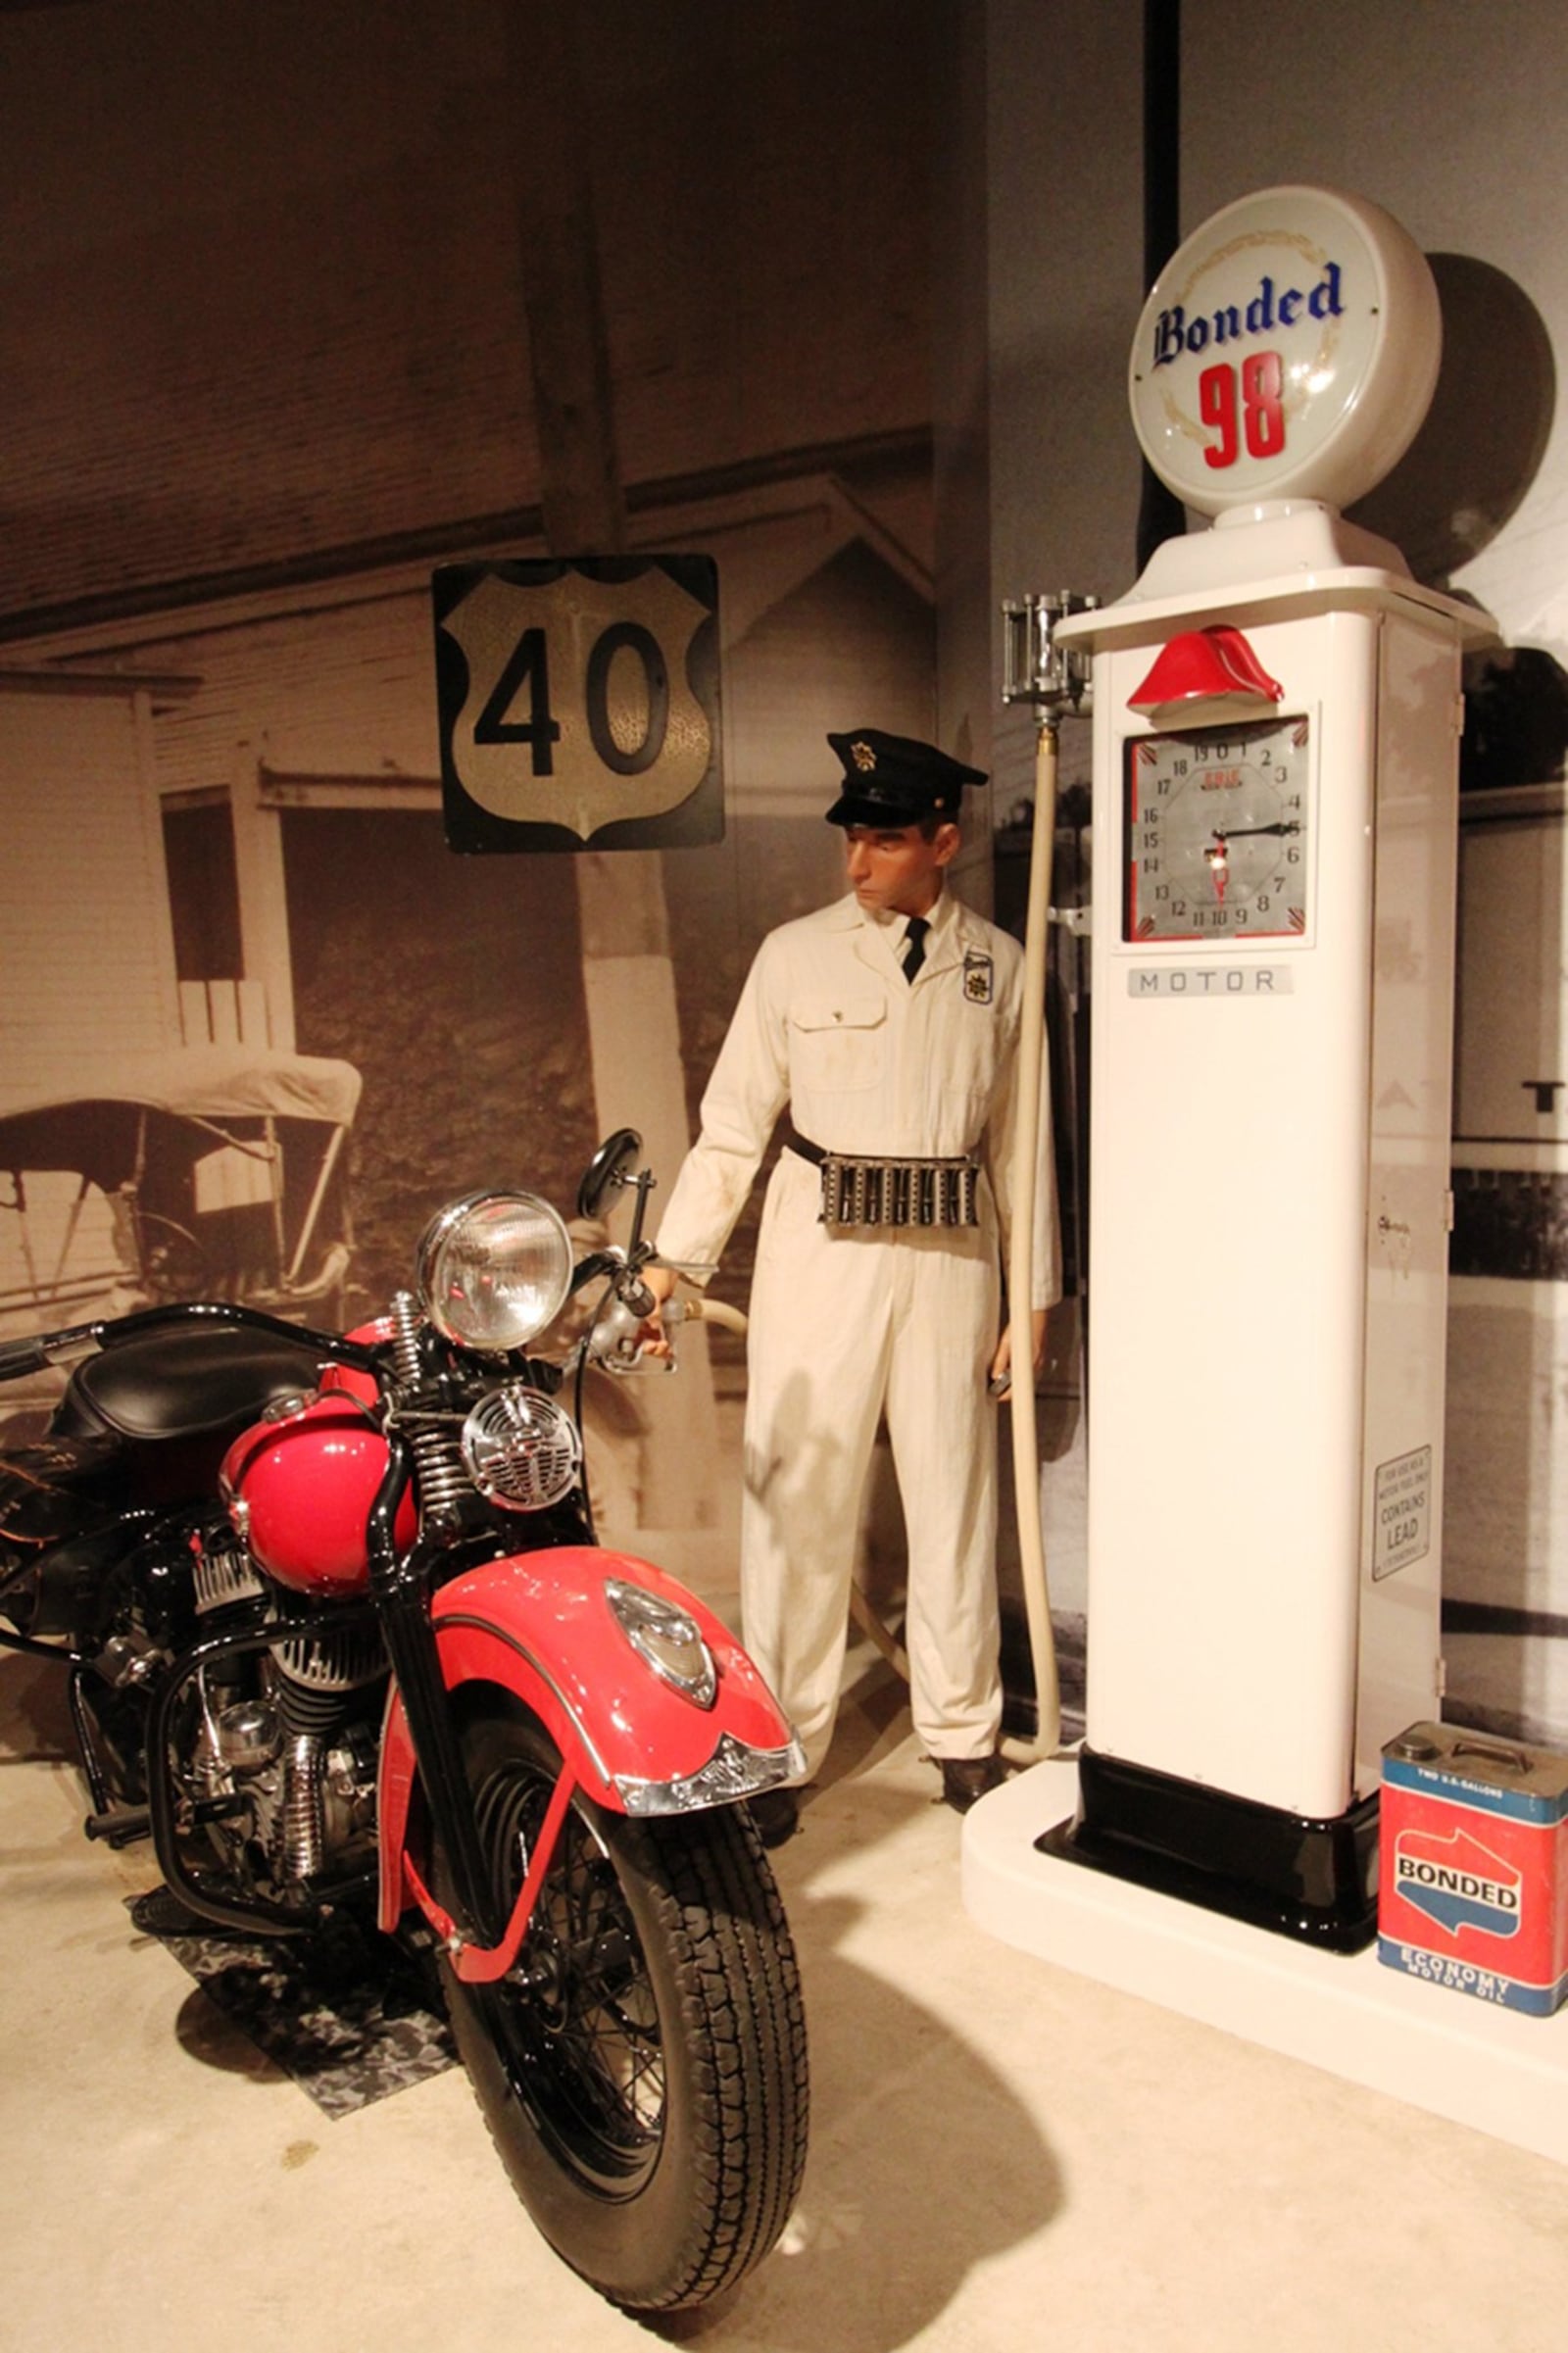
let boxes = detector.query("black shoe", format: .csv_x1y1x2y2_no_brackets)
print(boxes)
939,1754,1005,1814
748,1787,801,1848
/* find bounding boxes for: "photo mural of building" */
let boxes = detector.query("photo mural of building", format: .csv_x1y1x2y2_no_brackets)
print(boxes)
0,0,943,1608
8,0,1568,1753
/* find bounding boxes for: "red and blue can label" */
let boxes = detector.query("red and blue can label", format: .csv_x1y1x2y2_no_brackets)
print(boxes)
1379,1723,1568,2017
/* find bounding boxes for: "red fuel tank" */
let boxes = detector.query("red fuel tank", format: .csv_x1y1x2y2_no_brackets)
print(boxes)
220,1393,416,1597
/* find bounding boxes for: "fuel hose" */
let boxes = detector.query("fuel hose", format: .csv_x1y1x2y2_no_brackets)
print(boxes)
1005,718,1062,1757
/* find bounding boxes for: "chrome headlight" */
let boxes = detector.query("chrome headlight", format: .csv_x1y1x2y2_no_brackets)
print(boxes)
462,1386,582,1512
605,1579,716,1708
416,1191,573,1352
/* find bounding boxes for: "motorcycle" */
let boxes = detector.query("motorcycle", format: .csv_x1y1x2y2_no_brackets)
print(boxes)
0,1131,808,2316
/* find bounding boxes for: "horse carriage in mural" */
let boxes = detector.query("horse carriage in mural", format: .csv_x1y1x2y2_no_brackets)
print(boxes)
0,1046,361,1433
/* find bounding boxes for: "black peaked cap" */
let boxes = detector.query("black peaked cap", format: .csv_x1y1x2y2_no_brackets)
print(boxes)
824,727,988,827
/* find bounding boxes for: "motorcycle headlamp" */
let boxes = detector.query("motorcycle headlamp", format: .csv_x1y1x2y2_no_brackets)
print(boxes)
416,1191,574,1353
605,1579,717,1709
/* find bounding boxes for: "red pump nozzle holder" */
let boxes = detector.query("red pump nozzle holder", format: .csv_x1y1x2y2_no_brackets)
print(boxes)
1128,624,1284,726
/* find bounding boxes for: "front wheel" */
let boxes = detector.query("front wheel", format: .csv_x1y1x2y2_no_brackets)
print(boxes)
437,1705,809,2314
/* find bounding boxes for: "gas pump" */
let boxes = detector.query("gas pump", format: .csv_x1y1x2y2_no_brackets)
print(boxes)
1000,185,1494,1950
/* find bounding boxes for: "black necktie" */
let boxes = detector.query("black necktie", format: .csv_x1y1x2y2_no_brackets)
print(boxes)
901,915,929,983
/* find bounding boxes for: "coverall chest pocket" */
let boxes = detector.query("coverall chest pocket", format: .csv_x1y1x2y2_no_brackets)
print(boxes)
788,994,887,1094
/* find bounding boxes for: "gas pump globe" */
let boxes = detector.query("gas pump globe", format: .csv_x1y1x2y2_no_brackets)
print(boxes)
1044,186,1495,1947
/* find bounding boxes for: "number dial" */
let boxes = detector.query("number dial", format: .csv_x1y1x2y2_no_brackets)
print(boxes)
1124,716,1310,942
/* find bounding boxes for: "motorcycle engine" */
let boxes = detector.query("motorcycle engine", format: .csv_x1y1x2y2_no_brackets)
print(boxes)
182,1523,387,1897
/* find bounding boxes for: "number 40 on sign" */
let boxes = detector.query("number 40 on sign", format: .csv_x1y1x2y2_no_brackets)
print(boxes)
432,555,722,854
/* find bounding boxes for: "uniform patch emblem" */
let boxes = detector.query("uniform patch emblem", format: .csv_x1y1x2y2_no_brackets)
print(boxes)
962,952,994,1005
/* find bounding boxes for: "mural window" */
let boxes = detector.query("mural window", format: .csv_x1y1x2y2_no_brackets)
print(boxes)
162,792,242,984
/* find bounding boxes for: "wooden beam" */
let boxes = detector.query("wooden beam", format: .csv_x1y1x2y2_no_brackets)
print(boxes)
505,0,627,555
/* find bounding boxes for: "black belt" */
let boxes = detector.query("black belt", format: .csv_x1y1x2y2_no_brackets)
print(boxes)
783,1122,827,1166
784,1124,980,1229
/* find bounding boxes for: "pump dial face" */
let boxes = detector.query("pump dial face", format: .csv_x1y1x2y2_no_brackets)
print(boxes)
1125,715,1310,943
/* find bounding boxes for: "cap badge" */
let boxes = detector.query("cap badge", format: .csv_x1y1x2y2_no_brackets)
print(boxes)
851,740,878,772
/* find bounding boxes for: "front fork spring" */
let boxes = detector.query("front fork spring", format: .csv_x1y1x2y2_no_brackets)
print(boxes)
388,1290,467,1521
389,1291,424,1386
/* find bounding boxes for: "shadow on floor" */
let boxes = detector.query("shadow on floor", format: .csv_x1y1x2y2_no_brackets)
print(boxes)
660,1767,1065,2351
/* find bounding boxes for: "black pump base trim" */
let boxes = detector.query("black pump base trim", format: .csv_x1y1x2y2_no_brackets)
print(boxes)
1037,1744,1379,1954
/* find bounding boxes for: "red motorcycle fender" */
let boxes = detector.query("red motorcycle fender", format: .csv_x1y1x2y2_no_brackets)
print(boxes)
377,1544,795,1940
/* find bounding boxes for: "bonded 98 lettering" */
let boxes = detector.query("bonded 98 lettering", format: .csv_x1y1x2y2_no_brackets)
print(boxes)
1200,352,1287,470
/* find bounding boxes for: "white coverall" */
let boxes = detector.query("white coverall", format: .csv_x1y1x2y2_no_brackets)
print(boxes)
655,885,1060,1776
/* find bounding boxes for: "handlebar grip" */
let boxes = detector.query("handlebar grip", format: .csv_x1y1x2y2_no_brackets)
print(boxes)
0,1336,52,1381
620,1276,656,1320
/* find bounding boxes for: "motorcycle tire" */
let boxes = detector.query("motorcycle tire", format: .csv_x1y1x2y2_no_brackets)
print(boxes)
436,1701,809,2314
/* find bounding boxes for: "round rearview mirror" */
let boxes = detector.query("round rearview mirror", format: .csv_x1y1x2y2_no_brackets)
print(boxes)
577,1128,643,1221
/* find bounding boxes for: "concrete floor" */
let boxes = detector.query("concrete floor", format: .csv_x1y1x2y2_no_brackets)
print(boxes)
3,1641,1566,2353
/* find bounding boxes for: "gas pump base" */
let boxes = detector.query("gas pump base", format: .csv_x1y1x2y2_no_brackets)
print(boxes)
1039,1745,1380,1954
964,1760,1568,2166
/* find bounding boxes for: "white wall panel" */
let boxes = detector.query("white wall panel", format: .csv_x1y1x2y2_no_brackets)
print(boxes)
0,686,177,1090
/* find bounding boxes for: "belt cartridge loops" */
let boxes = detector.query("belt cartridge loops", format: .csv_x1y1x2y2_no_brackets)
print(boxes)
819,1150,980,1230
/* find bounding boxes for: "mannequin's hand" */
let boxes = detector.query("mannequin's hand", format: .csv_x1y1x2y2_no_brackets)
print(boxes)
636,1261,678,1359
988,1308,1049,1396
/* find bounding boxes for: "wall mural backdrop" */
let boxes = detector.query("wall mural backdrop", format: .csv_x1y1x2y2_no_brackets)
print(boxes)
7,0,1568,1761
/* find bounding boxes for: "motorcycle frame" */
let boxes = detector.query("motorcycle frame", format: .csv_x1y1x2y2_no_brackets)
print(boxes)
367,1429,514,1957
1,1299,796,1975
0,1301,507,1948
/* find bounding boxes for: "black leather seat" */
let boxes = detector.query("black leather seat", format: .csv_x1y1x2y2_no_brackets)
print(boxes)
60,1327,327,1444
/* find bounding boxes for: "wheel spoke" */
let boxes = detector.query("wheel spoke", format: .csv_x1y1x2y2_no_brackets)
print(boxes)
474,1756,666,2181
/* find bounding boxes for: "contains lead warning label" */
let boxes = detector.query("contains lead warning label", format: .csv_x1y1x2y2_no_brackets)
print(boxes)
1373,1445,1432,1581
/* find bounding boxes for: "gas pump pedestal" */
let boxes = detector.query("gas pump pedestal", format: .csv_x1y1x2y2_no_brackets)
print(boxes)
961,189,1568,2159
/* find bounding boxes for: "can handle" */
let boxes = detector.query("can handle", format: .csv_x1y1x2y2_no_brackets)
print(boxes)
1449,1736,1531,1774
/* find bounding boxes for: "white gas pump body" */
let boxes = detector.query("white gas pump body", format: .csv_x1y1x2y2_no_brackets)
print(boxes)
1064,540,1477,1827
1041,186,1496,1941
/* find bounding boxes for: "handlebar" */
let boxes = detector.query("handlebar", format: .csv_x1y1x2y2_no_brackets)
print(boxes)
0,1298,383,1385
0,1336,51,1380
0,1261,739,1394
